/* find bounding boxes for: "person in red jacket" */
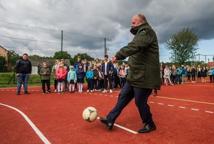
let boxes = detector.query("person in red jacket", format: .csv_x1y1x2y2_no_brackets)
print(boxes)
56,62,67,93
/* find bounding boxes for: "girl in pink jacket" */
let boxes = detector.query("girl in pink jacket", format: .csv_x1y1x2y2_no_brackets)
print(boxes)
56,63,67,93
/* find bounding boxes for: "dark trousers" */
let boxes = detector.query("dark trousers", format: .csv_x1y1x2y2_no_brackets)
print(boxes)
87,79,94,90
41,80,50,93
98,79,104,90
120,77,126,88
104,75,112,90
106,82,153,125
54,79,58,90
192,74,196,81
94,79,98,90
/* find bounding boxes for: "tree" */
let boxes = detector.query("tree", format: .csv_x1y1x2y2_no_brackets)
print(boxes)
53,51,71,59
73,53,94,62
7,50,20,66
167,28,198,64
0,56,6,72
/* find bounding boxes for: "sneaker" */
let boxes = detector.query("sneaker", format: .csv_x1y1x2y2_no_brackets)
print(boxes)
109,89,113,93
102,89,107,93
87,90,90,93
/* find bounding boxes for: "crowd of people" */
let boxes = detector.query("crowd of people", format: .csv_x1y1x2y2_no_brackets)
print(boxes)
161,64,214,86
37,55,129,94
14,53,214,95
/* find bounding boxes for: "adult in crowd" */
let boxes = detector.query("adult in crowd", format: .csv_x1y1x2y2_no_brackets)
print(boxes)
15,53,32,95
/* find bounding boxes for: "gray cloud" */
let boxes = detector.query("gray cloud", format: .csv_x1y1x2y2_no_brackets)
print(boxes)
0,0,214,58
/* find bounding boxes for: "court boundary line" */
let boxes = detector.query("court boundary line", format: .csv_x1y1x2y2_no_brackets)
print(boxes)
97,117,138,134
0,102,51,144
156,96,214,105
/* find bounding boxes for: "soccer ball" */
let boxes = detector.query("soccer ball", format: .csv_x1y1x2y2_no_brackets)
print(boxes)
82,107,98,122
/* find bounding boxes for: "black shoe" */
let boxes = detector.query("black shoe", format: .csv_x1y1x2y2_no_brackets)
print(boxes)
100,117,114,130
138,123,156,133
24,91,30,94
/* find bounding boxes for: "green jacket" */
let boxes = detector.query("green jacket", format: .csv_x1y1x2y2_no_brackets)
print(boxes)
39,67,51,80
115,23,161,89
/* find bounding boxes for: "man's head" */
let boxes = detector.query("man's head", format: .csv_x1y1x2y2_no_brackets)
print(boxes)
22,53,29,60
131,14,146,28
104,55,108,61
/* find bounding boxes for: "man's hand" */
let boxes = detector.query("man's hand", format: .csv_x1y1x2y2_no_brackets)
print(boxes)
112,56,117,63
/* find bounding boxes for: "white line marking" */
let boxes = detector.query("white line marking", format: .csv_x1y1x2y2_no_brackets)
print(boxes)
178,106,186,109
97,117,138,134
191,108,199,111
167,104,174,107
158,103,164,105
0,103,51,144
156,96,214,105
114,123,138,134
205,111,214,114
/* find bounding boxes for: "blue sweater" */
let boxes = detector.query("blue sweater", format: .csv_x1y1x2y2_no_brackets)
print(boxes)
86,70,94,79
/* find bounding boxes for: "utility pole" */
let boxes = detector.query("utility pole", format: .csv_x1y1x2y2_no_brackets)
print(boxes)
61,30,63,53
104,37,107,56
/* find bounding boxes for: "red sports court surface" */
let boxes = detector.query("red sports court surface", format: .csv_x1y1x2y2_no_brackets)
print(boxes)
0,83,214,144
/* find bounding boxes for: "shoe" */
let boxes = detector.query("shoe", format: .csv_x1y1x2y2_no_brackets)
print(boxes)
102,90,107,93
24,91,30,94
109,89,113,93
16,92,20,95
138,123,156,133
100,117,113,130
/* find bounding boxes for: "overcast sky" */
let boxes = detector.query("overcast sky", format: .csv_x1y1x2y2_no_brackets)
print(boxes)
0,0,214,62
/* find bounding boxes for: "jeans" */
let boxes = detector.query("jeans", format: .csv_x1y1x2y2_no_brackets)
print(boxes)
16,73,30,93
106,82,153,125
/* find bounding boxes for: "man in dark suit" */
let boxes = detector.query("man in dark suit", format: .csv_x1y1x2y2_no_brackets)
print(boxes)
101,55,114,93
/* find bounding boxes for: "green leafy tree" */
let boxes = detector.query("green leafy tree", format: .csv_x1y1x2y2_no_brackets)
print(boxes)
73,53,94,62
0,56,6,72
8,50,20,67
53,51,71,59
167,28,198,64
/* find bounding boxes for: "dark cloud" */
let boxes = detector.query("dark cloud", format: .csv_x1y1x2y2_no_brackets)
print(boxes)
0,0,214,57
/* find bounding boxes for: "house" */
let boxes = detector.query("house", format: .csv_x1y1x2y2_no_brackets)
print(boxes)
0,45,12,71
0,45,10,62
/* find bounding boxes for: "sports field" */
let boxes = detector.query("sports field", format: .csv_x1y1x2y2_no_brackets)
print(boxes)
0,83,214,144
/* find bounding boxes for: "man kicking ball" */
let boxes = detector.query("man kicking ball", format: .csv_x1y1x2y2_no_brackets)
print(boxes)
100,13,161,133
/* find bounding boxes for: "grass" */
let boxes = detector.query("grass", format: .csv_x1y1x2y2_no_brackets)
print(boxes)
0,72,54,88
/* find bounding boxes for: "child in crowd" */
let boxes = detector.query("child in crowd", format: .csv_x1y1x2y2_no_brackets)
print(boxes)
52,60,60,92
76,64,85,93
39,62,51,94
164,65,173,86
56,62,67,93
86,67,94,92
119,65,126,88
93,65,99,91
67,65,77,93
